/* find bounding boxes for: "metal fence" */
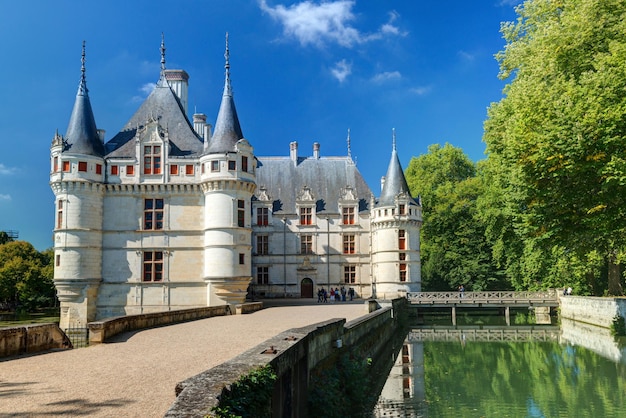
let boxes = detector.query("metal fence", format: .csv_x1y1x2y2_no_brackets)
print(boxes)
64,326,89,348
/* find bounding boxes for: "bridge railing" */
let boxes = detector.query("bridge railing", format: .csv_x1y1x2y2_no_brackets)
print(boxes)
406,289,558,304
407,327,560,343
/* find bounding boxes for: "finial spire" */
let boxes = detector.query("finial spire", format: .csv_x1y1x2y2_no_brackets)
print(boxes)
224,32,232,95
392,128,397,151
347,128,352,159
160,33,166,75
78,40,87,95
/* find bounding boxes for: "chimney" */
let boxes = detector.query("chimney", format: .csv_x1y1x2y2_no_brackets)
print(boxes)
290,141,298,163
97,129,106,143
164,69,190,115
381,176,386,193
313,142,320,159
193,113,207,138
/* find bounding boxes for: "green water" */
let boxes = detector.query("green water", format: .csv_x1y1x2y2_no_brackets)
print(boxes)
372,321,626,417
0,309,60,327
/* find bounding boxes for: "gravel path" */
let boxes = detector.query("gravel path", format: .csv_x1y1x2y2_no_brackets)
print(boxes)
0,302,367,417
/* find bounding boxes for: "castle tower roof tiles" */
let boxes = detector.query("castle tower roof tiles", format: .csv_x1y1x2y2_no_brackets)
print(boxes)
64,41,104,157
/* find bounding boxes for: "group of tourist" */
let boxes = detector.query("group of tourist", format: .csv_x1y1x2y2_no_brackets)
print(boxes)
317,286,355,303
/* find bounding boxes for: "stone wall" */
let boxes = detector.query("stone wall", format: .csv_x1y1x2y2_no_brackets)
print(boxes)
559,295,626,328
0,323,72,358
165,299,405,417
88,305,231,344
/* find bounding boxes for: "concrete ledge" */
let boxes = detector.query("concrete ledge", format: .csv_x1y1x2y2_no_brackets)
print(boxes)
0,323,72,358
88,305,231,344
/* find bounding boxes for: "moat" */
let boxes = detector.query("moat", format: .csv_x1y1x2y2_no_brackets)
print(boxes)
371,314,626,417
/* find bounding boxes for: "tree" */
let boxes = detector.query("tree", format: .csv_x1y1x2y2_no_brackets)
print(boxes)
0,241,56,310
483,0,626,295
0,231,14,245
405,144,506,291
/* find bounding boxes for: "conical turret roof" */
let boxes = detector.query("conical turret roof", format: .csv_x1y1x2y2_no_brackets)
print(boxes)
378,131,414,207
64,41,104,157
206,33,244,154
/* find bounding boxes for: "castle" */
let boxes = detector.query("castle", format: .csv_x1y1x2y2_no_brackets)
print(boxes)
50,37,422,329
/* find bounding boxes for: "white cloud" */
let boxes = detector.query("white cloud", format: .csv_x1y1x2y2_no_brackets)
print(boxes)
131,82,156,103
0,163,16,175
0,194,11,201
409,86,431,96
371,71,401,83
458,50,476,62
498,0,523,6
259,1,404,48
331,59,351,82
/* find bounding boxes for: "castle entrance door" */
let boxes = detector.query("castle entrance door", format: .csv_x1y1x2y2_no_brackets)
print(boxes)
301,278,313,298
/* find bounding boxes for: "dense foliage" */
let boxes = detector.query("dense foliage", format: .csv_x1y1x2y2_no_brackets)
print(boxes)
482,0,626,295
0,234,56,310
210,365,277,418
406,0,626,295
405,144,507,291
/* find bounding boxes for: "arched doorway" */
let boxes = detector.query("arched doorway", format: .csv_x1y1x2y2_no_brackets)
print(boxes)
301,278,314,298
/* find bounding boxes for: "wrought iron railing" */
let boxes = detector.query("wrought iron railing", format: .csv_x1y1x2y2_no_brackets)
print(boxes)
64,326,89,348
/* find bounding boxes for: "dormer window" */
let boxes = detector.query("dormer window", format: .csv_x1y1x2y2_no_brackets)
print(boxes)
342,207,355,225
143,145,161,175
242,156,248,172
53,156,58,172
300,207,313,225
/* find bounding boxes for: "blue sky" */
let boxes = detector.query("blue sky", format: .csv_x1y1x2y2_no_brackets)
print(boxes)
0,0,521,250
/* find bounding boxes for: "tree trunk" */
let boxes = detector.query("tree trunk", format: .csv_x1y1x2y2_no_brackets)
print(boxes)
607,253,624,296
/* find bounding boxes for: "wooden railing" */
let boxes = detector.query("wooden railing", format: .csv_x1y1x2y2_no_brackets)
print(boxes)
406,290,558,306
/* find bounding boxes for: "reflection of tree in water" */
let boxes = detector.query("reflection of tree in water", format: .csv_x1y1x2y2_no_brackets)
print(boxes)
423,341,626,417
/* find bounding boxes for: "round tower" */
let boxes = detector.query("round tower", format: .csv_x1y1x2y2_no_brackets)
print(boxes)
371,131,422,298
50,42,104,330
200,34,256,307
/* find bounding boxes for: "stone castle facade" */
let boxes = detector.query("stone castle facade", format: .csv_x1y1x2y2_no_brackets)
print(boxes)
50,37,422,329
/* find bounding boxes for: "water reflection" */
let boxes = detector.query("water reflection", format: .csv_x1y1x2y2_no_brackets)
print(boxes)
371,323,626,417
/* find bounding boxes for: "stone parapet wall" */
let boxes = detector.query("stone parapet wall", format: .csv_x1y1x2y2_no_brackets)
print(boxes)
88,305,232,344
165,299,404,418
559,295,626,328
0,323,72,358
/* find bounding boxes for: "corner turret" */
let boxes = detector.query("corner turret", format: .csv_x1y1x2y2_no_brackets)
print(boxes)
371,130,422,298
49,41,104,330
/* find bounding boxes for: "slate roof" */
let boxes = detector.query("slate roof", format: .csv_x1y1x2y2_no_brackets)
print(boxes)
255,156,373,214
105,77,203,158
377,147,416,207
63,45,104,157
205,35,243,154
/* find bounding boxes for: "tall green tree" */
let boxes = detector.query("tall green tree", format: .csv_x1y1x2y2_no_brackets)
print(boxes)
405,144,506,291
483,0,626,295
